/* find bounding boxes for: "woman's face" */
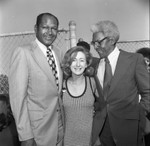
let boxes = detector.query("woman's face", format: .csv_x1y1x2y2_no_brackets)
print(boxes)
70,51,87,76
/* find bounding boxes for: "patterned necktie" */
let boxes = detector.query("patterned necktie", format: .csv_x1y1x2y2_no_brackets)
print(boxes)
47,49,63,144
103,57,112,99
47,48,59,89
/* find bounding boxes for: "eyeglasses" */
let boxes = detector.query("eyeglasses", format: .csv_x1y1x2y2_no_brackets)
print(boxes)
91,37,108,46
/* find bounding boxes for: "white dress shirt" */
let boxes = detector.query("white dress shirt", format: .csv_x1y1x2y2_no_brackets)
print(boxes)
97,47,120,88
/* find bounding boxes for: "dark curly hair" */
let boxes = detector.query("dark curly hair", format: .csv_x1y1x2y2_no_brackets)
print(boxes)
0,94,13,132
61,46,93,79
77,41,91,51
136,47,150,59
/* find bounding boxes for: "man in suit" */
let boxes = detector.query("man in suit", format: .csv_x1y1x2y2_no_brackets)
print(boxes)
90,20,150,146
9,13,64,146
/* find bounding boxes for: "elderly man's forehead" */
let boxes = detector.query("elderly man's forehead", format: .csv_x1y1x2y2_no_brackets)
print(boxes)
92,32,104,40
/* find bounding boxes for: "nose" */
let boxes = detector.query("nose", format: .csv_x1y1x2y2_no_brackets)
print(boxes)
76,60,80,66
94,45,100,51
93,42,99,50
45,27,52,34
48,28,52,34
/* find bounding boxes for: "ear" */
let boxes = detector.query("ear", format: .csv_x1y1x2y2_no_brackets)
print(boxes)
34,25,37,33
109,37,116,45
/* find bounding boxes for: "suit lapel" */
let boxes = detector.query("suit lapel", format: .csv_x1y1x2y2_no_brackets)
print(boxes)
31,41,57,88
108,51,130,98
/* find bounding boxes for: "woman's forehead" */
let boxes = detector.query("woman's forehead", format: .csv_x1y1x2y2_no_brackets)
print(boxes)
72,51,86,58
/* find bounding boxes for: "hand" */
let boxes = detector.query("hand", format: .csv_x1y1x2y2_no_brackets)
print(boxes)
21,138,36,146
85,66,95,77
144,117,150,134
146,112,150,121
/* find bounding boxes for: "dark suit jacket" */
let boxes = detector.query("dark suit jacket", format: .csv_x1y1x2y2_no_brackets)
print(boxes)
91,50,150,146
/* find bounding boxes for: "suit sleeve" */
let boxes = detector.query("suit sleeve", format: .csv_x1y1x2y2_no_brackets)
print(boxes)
135,54,150,113
8,47,34,141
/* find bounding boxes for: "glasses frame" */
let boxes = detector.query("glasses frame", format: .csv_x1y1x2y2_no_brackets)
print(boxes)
91,37,108,46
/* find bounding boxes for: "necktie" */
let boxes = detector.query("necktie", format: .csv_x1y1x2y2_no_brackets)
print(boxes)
47,49,63,145
103,57,112,99
47,48,59,89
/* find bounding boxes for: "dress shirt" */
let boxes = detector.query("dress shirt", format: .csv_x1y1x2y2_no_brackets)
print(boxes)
97,47,120,88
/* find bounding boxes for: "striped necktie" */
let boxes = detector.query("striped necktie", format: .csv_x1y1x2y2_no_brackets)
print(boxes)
103,57,112,99
47,48,59,89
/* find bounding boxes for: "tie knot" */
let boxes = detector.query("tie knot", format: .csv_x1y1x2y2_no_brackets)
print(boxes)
47,47,51,52
104,57,110,64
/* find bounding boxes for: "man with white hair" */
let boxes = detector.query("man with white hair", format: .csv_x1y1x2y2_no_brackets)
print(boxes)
90,20,150,146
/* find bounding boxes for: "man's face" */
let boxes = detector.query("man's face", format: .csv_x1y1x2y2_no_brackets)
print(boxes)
35,15,58,47
92,32,112,58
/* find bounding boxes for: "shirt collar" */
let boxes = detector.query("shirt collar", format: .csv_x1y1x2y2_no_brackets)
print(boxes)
35,38,52,50
36,39,53,56
108,46,120,62
36,39,53,57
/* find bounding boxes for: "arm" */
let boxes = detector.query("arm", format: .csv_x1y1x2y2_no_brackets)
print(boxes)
8,47,34,141
89,77,106,112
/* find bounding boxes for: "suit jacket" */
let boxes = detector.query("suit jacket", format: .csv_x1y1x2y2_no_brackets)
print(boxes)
91,50,150,145
8,41,64,146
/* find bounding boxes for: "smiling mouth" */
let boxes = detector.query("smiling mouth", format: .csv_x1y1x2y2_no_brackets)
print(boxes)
44,36,53,40
44,34,55,39
74,67,84,71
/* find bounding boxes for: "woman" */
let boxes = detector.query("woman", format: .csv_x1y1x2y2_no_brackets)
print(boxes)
61,46,98,146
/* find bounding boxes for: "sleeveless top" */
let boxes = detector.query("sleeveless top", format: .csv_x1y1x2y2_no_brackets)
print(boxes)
62,77,95,146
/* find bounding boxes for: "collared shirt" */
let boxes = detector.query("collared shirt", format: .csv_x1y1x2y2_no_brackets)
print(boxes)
97,46,120,88
35,39,60,84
